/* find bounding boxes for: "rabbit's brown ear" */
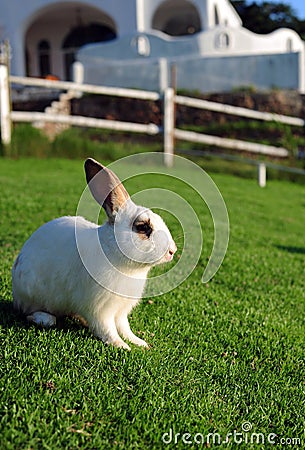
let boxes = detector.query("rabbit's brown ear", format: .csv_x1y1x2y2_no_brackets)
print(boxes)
84,158,130,222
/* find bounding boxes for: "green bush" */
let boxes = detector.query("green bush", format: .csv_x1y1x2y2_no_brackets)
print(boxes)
7,124,51,158
51,127,104,159
52,127,159,160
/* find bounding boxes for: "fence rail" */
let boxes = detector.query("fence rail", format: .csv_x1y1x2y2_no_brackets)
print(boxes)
175,95,305,127
10,75,160,101
1,59,304,185
11,111,160,135
174,129,288,157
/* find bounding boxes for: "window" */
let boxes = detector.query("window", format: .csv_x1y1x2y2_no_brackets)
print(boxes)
214,5,220,26
37,40,51,77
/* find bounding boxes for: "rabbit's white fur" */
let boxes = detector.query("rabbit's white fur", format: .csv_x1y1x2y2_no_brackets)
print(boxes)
12,158,176,350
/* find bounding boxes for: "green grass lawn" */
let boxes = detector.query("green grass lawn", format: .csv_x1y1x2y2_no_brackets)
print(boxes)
0,158,304,449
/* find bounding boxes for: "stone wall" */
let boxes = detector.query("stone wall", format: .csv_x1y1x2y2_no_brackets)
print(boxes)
69,90,305,127
13,89,305,133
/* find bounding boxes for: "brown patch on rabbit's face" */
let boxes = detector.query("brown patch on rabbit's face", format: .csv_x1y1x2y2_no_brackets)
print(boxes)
132,218,153,239
104,188,130,223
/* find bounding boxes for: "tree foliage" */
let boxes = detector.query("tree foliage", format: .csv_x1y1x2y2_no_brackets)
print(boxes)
231,1,305,40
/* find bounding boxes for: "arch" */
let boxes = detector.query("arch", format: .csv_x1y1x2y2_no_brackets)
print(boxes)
131,35,151,57
25,2,117,80
152,0,202,36
215,31,230,49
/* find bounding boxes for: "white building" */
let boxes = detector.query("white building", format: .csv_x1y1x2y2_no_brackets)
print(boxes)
1,0,304,92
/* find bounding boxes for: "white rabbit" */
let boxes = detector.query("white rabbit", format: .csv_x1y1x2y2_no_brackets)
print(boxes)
12,158,176,350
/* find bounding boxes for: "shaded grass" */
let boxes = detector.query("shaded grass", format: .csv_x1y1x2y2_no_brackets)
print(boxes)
2,124,161,161
0,158,305,449
178,120,304,155
4,123,305,186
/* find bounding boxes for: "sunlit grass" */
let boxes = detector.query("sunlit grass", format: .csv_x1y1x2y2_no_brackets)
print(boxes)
0,157,304,449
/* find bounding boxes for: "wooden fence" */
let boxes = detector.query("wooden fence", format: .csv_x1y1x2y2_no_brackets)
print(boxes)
1,57,305,185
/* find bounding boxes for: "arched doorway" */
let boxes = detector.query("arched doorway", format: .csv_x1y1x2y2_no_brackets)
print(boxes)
62,23,116,80
152,0,202,36
25,3,116,80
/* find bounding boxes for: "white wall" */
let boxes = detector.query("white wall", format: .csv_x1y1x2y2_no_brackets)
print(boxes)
197,26,305,56
78,27,305,60
77,27,305,92
79,50,302,93
0,0,304,92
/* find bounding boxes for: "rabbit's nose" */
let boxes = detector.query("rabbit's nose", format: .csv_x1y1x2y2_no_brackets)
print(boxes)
168,242,177,256
165,243,176,262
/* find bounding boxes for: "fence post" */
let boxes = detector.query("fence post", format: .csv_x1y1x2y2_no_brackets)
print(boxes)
0,42,11,145
258,162,266,187
163,87,174,167
159,58,168,93
72,61,84,98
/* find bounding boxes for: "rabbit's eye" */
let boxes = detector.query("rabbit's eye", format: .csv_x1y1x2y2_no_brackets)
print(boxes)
133,220,153,238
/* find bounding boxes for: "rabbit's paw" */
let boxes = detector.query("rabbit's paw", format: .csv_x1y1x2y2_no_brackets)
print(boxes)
127,335,149,348
106,338,131,351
